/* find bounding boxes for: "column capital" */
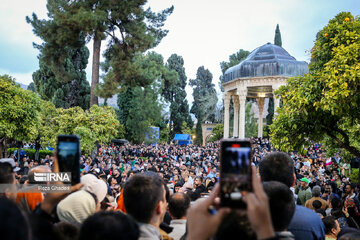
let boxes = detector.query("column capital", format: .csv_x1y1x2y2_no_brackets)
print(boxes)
224,92,231,105
231,95,239,105
237,88,247,101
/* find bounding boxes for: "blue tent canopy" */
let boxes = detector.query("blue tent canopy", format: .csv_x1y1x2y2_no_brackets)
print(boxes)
173,134,191,146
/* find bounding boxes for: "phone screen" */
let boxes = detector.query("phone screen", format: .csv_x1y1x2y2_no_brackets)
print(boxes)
57,135,80,185
220,140,252,208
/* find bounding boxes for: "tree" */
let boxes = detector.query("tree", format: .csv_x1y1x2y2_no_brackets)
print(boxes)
38,104,120,155
27,82,36,93
219,49,250,91
116,52,172,143
162,54,192,140
270,12,360,158
27,0,173,106
208,124,224,142
117,85,163,144
190,66,218,145
245,101,258,138
274,24,282,47
31,34,90,109
0,75,42,158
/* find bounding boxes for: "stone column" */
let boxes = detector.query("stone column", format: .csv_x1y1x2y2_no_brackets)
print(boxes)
223,93,231,139
257,97,265,138
232,95,239,137
238,89,247,139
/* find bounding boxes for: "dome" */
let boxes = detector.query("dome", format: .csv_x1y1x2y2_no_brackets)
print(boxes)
223,43,309,83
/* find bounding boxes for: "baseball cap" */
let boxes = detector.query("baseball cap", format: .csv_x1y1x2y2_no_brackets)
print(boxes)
300,177,309,184
0,158,16,168
0,158,20,172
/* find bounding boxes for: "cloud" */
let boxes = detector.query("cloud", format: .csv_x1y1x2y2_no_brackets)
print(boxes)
0,69,34,85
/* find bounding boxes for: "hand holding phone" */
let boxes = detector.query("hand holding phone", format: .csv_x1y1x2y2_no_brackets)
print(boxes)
57,135,81,185
220,139,252,208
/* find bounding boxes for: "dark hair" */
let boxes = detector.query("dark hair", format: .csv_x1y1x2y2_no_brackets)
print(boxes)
312,200,322,210
79,211,139,240
331,208,344,219
322,216,337,235
168,193,190,219
316,208,326,217
339,230,360,240
331,197,342,209
107,176,114,185
259,153,294,187
54,222,80,240
262,181,295,231
124,173,164,223
0,163,14,184
215,211,256,240
0,197,30,240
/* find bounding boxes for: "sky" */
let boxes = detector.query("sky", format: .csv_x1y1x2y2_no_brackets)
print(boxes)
0,0,359,104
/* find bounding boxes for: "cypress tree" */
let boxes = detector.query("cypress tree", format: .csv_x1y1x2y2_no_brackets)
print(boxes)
274,24,282,47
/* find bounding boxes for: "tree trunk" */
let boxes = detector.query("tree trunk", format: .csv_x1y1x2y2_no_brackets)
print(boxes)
90,36,102,106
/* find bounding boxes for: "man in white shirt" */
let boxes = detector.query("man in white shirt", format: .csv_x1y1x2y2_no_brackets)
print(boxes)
168,192,190,240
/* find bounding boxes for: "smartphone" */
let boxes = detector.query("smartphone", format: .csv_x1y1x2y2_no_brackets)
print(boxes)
57,135,81,185
220,139,252,208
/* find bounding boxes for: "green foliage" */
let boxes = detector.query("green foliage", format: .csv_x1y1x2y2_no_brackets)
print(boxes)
116,52,179,144
0,75,42,143
27,0,173,103
162,54,193,140
181,122,193,135
7,148,53,160
190,66,218,127
117,83,163,144
194,121,203,146
274,24,282,47
38,104,120,155
350,168,359,184
245,102,258,138
270,12,360,157
30,33,90,109
209,124,224,142
27,83,36,93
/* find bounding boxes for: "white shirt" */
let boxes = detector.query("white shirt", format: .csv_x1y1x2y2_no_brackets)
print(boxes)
169,219,187,240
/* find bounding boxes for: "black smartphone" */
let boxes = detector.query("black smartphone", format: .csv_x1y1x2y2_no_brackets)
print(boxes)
220,139,252,208
57,135,81,185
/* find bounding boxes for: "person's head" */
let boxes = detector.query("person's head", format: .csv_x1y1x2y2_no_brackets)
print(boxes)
345,183,355,195
263,181,295,231
312,200,322,210
259,152,294,187
324,183,333,194
331,197,342,209
174,183,182,193
0,160,17,201
338,229,360,240
0,197,30,240
194,176,202,187
300,178,309,188
124,172,166,226
54,222,80,240
322,216,340,238
27,165,52,184
312,185,321,197
57,190,100,225
168,192,190,220
79,211,139,240
215,211,256,240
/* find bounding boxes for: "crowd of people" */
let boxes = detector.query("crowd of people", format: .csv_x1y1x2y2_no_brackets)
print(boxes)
0,137,360,240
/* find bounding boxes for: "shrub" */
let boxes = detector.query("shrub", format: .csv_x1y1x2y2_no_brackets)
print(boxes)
7,148,54,160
